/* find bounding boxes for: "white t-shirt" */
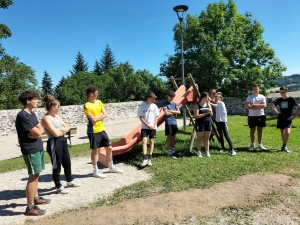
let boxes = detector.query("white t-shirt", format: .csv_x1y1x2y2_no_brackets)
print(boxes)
216,101,227,122
137,102,160,129
246,94,266,116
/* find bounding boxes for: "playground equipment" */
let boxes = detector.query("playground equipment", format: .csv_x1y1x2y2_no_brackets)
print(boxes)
98,74,219,166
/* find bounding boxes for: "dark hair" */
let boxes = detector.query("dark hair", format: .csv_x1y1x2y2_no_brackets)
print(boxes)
42,94,59,111
199,92,208,101
280,86,288,91
166,90,175,97
18,90,39,106
86,85,98,96
252,84,260,88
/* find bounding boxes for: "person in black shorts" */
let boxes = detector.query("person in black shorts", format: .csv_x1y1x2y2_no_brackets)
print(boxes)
194,92,213,157
15,91,51,216
272,86,300,153
163,90,181,159
208,89,217,142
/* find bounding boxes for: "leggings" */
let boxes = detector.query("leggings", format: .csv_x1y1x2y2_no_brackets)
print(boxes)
47,136,72,188
216,122,233,150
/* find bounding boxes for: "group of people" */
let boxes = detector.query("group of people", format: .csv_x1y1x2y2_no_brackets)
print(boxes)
16,86,123,216
15,84,300,216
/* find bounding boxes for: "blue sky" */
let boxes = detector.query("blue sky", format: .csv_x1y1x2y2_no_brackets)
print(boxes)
1,0,299,87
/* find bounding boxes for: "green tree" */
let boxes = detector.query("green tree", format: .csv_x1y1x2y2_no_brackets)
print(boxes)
70,51,89,74
55,71,106,106
41,70,53,95
54,76,66,99
160,0,286,97
93,60,102,76
99,44,117,73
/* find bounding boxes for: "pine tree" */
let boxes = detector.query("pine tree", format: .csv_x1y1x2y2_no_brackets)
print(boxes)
54,76,66,99
70,51,89,74
93,60,102,76
99,44,117,73
41,70,53,95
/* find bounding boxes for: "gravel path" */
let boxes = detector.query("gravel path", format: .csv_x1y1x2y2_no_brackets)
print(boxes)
0,118,184,225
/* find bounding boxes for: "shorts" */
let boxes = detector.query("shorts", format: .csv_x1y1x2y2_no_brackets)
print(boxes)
23,150,45,175
195,120,212,132
248,116,266,128
88,131,111,150
277,118,292,129
165,124,178,136
141,129,156,139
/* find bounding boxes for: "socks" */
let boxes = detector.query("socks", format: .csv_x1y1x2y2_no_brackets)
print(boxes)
34,196,39,201
148,155,152,160
94,165,98,173
283,143,287,148
27,205,34,210
109,161,114,169
143,154,148,160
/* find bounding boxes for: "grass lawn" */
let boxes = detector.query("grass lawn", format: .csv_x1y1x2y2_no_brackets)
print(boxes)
2,115,300,207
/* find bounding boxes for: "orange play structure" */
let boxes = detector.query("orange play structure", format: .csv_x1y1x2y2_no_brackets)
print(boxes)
98,84,199,166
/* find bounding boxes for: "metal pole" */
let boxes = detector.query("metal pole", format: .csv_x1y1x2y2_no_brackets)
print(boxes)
179,19,186,130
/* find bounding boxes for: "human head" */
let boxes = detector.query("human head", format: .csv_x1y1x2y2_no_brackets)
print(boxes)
252,84,260,95
199,92,209,102
166,90,175,102
146,91,157,103
42,94,60,112
279,86,288,97
215,93,223,101
86,85,99,101
18,90,39,107
209,89,216,98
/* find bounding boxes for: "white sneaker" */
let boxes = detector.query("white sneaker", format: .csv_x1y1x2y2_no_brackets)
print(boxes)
280,146,291,153
56,186,69,194
206,151,211,157
258,144,267,150
141,159,149,167
93,170,107,178
148,160,152,166
249,143,255,150
109,166,124,174
197,151,202,158
231,150,237,156
219,149,224,153
67,180,81,187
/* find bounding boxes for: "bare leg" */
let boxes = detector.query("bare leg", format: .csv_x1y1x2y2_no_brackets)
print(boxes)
91,149,99,167
26,174,39,206
196,132,204,151
282,128,291,144
105,146,113,163
203,131,211,152
257,127,263,144
250,127,256,143
149,138,155,155
142,137,148,155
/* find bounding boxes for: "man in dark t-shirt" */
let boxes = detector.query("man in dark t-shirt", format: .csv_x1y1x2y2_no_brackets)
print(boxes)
15,91,51,216
272,86,300,153
163,90,181,159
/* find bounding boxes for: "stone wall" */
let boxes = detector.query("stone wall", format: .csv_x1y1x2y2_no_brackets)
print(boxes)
1,97,299,136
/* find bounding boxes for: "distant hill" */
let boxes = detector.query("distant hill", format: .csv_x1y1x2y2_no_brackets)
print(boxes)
271,74,300,93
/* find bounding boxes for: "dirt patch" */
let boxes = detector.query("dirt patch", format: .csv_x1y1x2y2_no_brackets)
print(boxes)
29,172,292,225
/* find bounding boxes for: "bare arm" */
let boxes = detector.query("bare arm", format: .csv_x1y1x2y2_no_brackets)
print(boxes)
272,104,281,115
194,104,212,119
28,123,44,139
139,116,151,129
88,111,107,124
251,102,267,109
164,108,180,116
41,116,63,138
288,104,300,120
56,115,70,132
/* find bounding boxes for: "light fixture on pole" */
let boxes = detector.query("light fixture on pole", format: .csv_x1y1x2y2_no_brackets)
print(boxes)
173,5,188,130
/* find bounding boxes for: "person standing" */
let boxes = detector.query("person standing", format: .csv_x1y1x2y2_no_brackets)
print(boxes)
41,95,81,194
214,93,237,156
84,85,123,178
272,86,300,153
245,84,267,150
208,89,217,142
15,91,51,216
194,92,213,157
162,90,181,159
138,92,160,166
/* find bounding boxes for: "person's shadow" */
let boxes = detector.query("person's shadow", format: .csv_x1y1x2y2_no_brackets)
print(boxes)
0,202,27,216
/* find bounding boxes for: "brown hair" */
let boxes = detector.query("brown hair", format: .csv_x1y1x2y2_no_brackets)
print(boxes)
86,85,98,96
42,94,59,111
209,89,216,96
18,91,39,106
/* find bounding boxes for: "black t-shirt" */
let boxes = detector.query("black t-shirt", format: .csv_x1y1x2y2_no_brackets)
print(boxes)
274,97,298,119
15,109,43,155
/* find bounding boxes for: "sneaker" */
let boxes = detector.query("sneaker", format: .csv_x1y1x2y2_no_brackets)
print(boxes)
93,170,107,178
170,155,178,160
67,180,81,187
109,166,124,173
206,151,211,157
148,160,152,166
141,159,149,167
24,205,46,216
34,196,51,205
258,145,267,150
280,146,291,153
249,143,255,150
56,186,69,194
197,151,202,158
219,149,224,153
231,150,237,156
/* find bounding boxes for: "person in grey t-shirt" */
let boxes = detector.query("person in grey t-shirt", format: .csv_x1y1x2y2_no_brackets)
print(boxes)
245,84,267,150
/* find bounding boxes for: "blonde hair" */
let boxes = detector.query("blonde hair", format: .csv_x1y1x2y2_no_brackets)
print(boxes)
42,94,59,111
215,93,223,100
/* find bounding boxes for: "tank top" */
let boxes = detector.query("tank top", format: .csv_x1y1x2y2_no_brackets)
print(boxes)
196,103,211,122
44,117,63,139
